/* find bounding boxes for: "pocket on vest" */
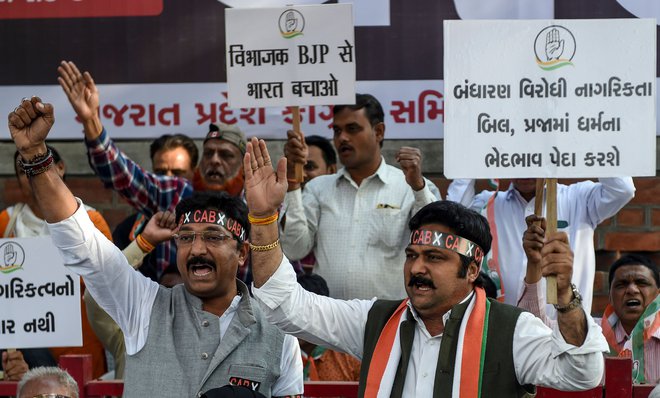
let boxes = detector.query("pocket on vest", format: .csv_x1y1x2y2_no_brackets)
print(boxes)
228,365,267,392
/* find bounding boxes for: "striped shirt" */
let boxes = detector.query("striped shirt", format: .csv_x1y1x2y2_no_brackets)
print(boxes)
85,128,252,282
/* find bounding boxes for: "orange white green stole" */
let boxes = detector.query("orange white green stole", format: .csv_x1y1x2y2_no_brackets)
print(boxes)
364,287,491,398
601,294,660,383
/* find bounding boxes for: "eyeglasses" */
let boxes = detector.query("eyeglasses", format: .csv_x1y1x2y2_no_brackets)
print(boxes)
30,395,71,398
172,231,233,247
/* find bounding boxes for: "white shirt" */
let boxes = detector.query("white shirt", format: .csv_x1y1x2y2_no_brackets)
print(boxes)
254,256,609,398
48,200,303,396
447,178,635,317
281,158,440,300
519,281,660,384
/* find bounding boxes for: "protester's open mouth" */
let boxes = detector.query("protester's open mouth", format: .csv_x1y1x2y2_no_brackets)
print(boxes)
625,299,641,308
415,284,432,291
408,275,436,291
205,170,224,181
191,264,214,277
338,145,353,155
187,257,216,278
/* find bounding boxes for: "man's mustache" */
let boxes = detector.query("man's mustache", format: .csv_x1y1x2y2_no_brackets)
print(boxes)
408,275,436,289
187,256,216,271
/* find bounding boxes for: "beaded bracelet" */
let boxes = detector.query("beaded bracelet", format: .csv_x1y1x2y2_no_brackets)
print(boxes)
248,212,279,226
249,239,280,252
19,149,54,179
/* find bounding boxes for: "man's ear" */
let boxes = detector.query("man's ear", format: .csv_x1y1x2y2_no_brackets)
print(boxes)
467,261,480,284
328,164,337,174
237,241,250,266
374,122,385,145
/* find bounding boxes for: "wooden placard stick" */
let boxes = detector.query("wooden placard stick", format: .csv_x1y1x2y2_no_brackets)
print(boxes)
534,179,544,219
545,178,558,304
290,106,304,183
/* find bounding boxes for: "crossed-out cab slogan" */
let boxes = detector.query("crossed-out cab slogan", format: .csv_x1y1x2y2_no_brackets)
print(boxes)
410,229,485,265
178,209,246,241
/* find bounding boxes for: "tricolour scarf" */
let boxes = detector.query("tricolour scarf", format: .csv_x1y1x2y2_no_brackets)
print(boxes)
302,346,328,381
601,294,660,383
364,287,491,398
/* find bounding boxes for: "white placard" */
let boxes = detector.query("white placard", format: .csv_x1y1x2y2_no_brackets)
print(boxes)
225,4,356,108
444,19,656,178
0,237,82,349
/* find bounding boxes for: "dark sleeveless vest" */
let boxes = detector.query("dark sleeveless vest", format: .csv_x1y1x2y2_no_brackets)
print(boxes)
358,296,534,397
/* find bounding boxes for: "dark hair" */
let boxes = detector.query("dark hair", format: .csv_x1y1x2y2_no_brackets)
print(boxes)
305,135,337,166
333,93,384,127
14,145,64,177
174,191,249,248
297,273,330,297
608,253,659,287
478,271,497,299
409,201,492,279
150,134,199,170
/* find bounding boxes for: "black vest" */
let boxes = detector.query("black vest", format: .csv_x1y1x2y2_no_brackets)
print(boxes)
358,297,534,398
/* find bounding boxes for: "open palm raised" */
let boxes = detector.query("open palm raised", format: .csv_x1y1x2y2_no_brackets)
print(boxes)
57,60,99,122
243,137,288,218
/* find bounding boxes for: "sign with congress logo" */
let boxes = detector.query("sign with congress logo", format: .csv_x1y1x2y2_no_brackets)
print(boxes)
0,237,81,349
225,3,356,108
444,19,656,178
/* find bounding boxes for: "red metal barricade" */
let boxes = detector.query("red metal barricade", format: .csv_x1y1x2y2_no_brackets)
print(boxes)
0,355,656,397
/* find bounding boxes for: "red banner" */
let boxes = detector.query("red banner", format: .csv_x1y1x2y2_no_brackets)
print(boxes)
0,0,163,19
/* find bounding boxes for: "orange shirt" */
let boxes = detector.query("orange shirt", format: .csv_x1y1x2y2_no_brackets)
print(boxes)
302,346,361,382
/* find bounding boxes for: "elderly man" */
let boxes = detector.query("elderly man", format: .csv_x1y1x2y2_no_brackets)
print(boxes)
7,97,302,397
57,60,251,280
17,367,79,398
240,138,608,397
519,215,660,384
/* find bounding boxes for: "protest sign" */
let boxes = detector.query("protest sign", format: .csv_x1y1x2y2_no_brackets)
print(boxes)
225,3,356,108
444,19,656,178
0,237,82,349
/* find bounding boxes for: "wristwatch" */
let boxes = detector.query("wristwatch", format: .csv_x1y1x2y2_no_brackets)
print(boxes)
553,283,582,313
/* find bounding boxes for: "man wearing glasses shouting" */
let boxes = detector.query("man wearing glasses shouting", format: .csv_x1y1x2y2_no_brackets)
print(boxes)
7,97,303,398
